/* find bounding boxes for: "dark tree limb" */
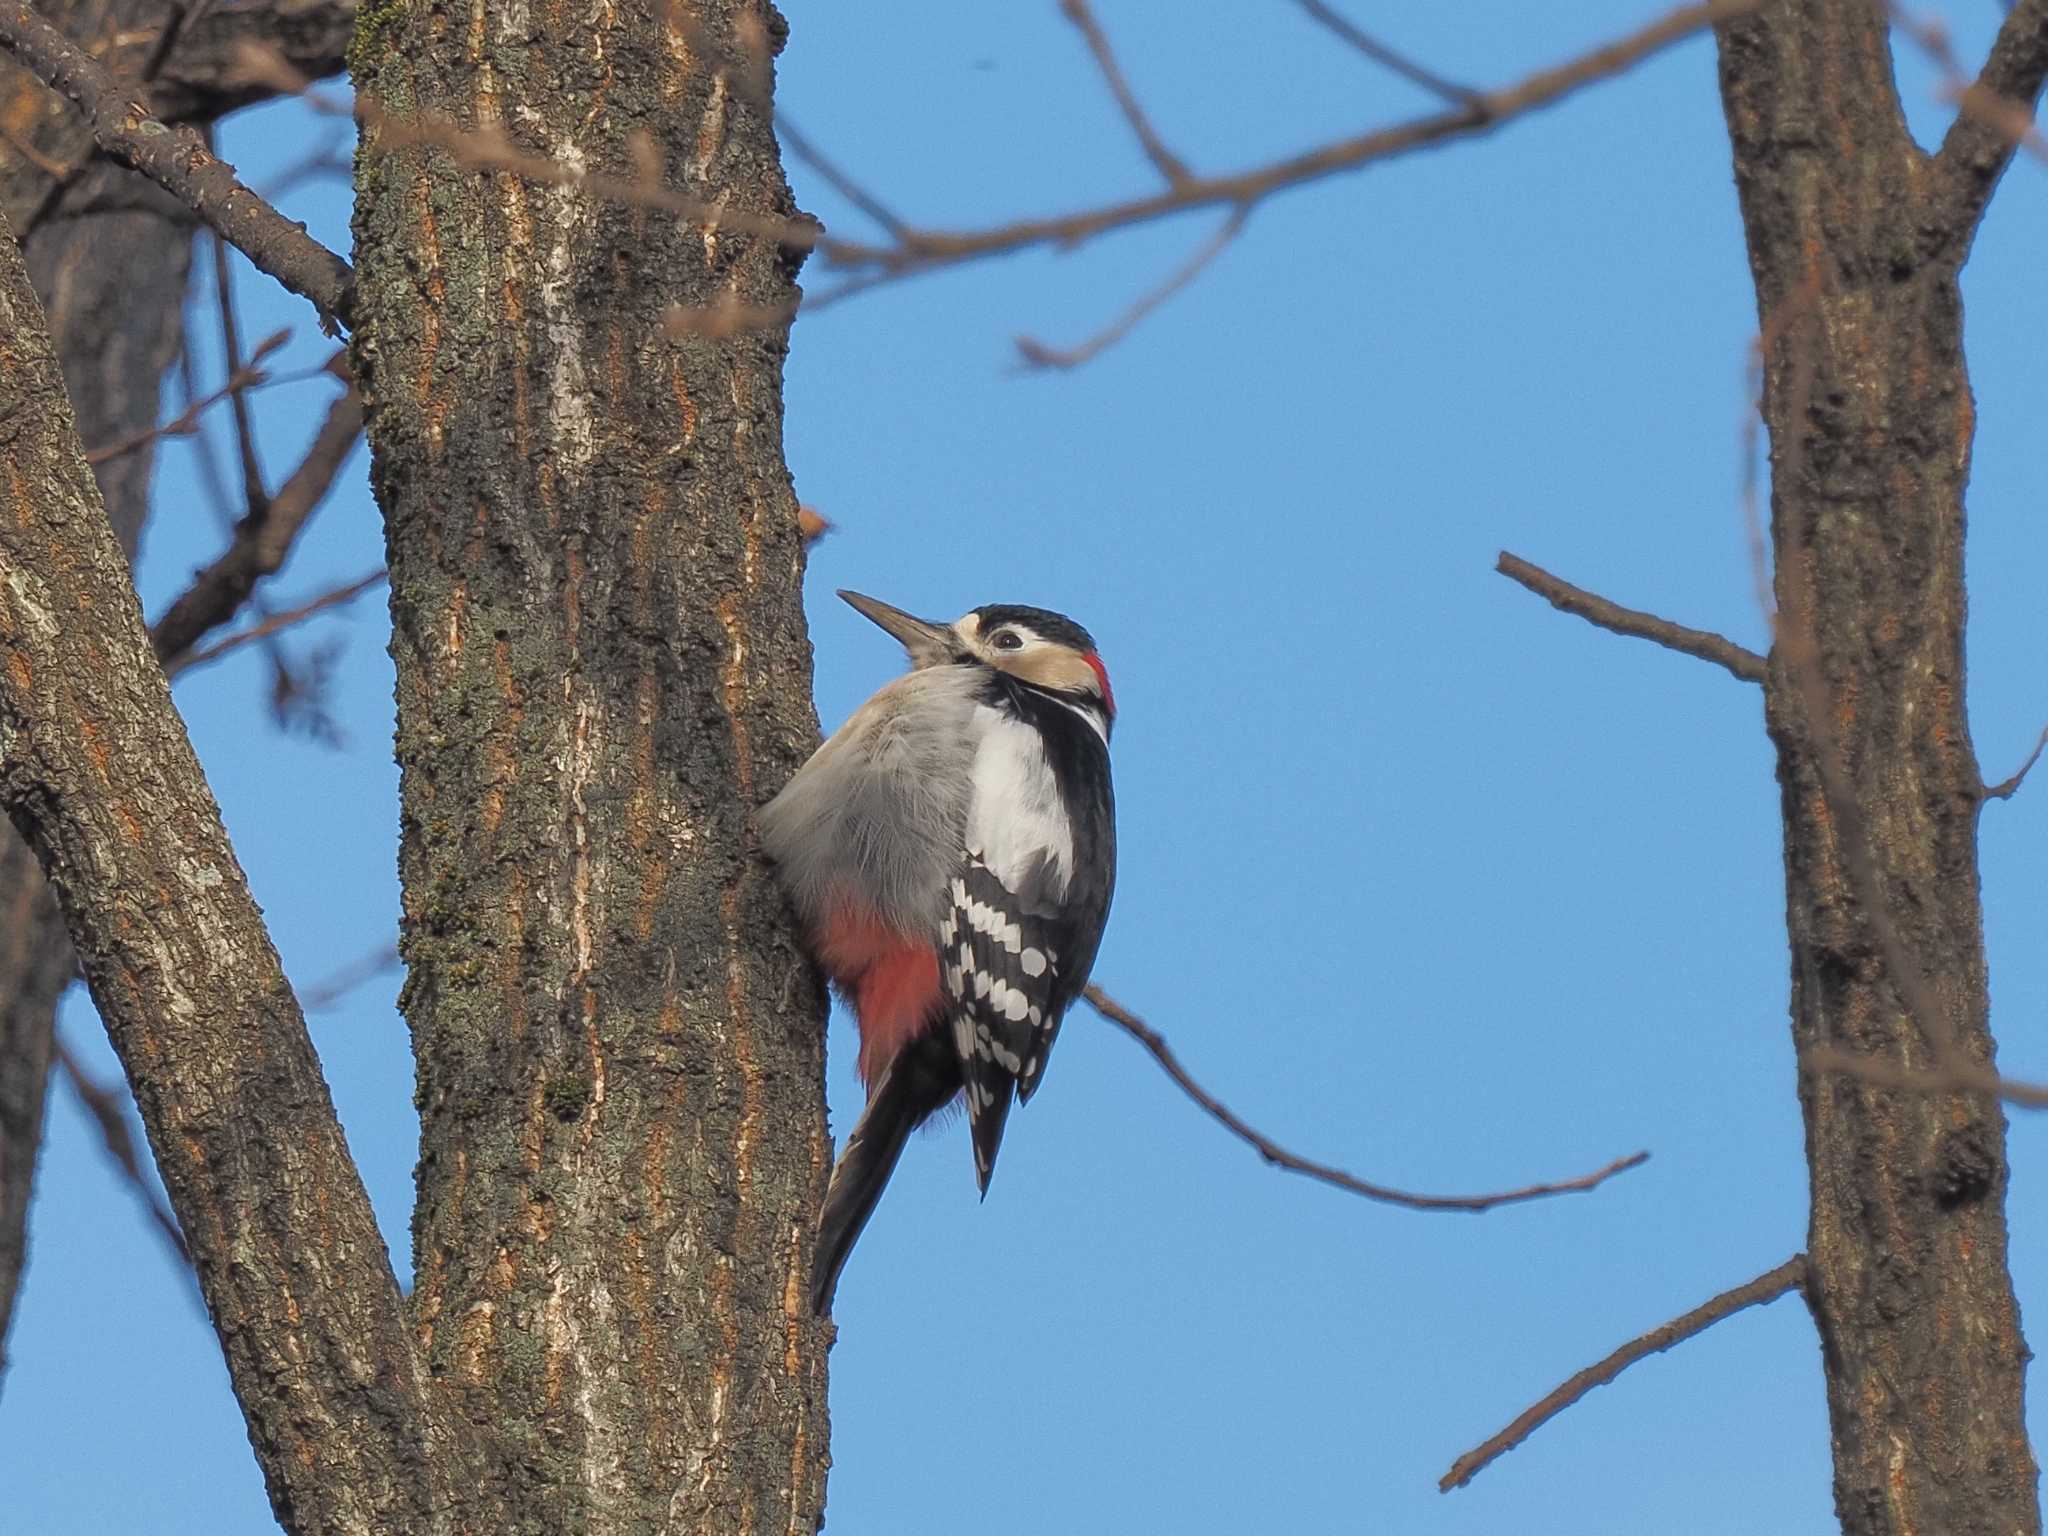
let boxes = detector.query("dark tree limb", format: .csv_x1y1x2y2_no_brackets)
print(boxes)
149,378,363,663
0,0,354,325
0,199,465,1535
169,568,386,679
52,1037,194,1278
1440,1256,1807,1492
1496,551,1767,683
1084,986,1649,1212
0,0,206,1384
1927,0,2048,245
0,835,70,1380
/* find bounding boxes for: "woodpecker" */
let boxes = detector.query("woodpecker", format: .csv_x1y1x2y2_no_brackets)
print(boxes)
760,590,1117,1313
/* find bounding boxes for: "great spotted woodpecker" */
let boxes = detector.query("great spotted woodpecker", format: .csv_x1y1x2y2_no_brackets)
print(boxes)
760,591,1116,1312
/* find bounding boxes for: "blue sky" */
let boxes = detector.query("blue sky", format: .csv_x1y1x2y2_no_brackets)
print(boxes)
7,3,2048,1532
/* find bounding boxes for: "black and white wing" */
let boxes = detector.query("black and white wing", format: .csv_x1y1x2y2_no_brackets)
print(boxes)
940,693,1115,1192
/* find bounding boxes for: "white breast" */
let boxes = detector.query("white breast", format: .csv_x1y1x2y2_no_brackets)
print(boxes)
966,705,1074,900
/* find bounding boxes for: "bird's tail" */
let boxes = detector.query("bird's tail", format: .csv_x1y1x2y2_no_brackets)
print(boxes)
812,1035,956,1314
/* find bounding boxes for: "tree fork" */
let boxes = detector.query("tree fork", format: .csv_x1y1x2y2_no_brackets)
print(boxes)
1716,3,2048,1531
350,0,832,1529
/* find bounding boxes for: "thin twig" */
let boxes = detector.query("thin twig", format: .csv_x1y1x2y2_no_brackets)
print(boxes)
300,942,403,1011
137,0,220,84
1983,722,2048,799
1014,206,1248,369
1440,1255,1806,1492
1496,551,1766,683
1286,0,1479,104
822,1,1759,286
776,116,913,239
212,228,270,521
0,0,355,325
1083,984,1649,1213
81,330,288,465
1057,0,1192,184
53,1037,196,1280
168,568,386,677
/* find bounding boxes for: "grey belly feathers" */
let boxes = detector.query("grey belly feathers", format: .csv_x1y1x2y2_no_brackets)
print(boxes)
759,667,983,936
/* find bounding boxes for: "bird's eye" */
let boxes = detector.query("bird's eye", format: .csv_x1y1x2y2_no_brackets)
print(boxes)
992,630,1024,651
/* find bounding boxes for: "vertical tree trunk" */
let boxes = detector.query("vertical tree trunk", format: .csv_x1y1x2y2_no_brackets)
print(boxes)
1717,4,2039,1531
0,0,195,1375
351,2,831,1529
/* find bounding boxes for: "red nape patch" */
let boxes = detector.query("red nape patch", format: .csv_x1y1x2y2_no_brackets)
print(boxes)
815,899,943,1090
1083,651,1115,718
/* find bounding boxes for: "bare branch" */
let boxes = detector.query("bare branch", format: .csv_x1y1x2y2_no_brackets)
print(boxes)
823,1,1758,288
137,0,222,87
1440,1255,1807,1492
150,379,364,664
1496,550,1766,683
82,327,288,465
1056,0,1191,184
1083,985,1649,1213
775,115,913,239
53,1036,195,1279
210,228,270,522
299,940,401,1012
1285,0,1478,105
1014,207,1247,369
1983,722,2048,800
1920,0,2048,242
168,567,387,678
0,0,355,325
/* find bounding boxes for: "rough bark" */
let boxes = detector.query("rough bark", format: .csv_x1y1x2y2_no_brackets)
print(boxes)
351,0,831,1529
0,0,360,1393
0,0,196,1379
1716,3,2048,1531
0,833,67,1373
0,201,469,1536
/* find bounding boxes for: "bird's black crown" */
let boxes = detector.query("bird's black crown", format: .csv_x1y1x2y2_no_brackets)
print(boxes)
972,604,1099,654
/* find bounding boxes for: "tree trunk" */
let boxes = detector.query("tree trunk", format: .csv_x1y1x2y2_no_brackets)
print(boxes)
350,0,832,1528
1717,4,2042,1530
0,0,196,1375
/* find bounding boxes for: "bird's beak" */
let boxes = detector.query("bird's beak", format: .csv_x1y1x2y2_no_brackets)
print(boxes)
838,590,958,669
